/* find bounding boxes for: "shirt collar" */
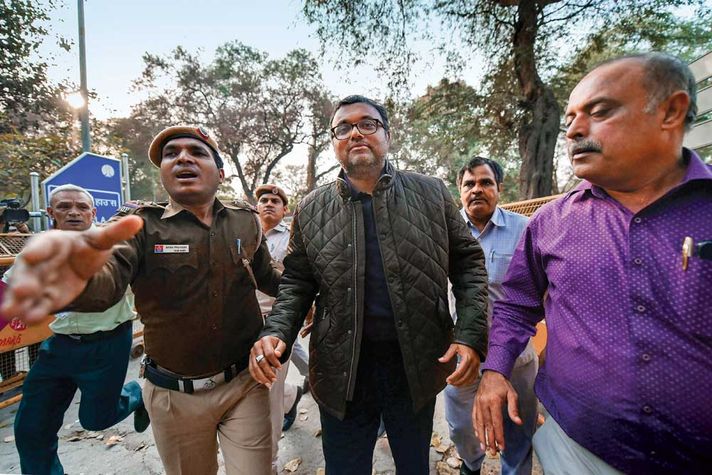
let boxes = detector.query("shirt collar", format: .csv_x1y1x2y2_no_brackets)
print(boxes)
267,221,289,234
161,197,224,219
568,148,711,201
460,206,504,233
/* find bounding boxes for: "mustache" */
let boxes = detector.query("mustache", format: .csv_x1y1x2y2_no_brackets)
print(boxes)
568,139,602,158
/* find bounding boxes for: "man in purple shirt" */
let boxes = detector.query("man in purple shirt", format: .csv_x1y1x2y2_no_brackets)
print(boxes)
475,52,711,474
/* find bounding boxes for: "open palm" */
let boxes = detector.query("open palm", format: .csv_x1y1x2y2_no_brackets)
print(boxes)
1,216,143,322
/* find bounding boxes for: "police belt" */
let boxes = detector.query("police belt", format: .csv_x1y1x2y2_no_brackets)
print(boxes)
143,355,247,394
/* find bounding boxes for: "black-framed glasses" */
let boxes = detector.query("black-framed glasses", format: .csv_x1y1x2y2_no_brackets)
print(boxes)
330,118,384,140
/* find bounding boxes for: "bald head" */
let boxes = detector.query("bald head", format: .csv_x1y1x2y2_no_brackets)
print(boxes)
591,53,697,131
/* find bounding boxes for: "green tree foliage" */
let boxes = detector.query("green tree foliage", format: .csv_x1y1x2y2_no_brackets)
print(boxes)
92,116,167,202
0,0,79,202
302,0,711,199
132,42,333,202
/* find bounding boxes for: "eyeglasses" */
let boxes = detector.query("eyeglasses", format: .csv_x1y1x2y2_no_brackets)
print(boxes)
330,118,384,140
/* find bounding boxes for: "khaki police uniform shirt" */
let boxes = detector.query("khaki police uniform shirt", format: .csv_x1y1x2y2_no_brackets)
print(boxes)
71,198,281,377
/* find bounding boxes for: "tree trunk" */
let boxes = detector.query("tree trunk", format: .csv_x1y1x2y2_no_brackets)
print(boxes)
306,134,318,192
513,0,560,199
225,144,254,202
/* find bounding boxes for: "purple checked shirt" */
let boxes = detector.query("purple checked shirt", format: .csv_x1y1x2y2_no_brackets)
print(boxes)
483,149,712,473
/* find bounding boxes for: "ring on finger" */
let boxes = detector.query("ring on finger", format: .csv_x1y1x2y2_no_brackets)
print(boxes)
255,354,265,364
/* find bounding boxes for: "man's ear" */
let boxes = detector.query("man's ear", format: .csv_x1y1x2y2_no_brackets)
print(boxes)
46,207,56,228
219,169,225,182
660,90,691,131
91,207,97,221
497,183,504,194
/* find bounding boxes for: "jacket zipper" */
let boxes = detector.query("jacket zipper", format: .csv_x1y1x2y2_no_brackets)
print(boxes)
346,200,359,398
371,193,397,332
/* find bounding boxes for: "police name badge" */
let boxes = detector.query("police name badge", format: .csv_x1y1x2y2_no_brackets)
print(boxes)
154,244,190,253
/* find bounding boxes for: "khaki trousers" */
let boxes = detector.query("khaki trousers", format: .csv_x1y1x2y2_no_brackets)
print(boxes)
143,368,272,475
269,358,298,473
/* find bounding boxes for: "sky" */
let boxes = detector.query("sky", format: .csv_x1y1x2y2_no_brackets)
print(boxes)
35,0,492,194
40,0,484,120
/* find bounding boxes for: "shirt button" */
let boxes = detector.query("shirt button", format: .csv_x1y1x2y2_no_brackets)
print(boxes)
650,451,656,457
642,405,653,414
636,305,646,313
641,353,651,362
210,231,216,237
212,324,217,330
397,320,404,326
633,258,642,265
633,217,642,224
343,371,347,376
212,291,218,297
347,330,352,335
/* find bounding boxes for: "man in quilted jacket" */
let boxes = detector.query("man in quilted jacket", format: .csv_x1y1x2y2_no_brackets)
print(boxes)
250,95,489,474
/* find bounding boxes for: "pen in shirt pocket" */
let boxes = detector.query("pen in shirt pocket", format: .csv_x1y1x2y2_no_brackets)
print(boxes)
236,238,241,255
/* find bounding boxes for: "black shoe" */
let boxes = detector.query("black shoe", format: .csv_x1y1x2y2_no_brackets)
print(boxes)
133,401,150,433
301,377,310,394
460,463,480,475
282,386,303,431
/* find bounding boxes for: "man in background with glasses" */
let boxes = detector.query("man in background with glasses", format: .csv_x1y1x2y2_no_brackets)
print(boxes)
251,95,489,474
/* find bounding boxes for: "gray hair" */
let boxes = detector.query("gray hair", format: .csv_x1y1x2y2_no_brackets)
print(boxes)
48,184,95,207
599,52,698,131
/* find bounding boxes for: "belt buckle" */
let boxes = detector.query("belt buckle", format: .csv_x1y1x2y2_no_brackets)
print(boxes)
139,355,148,378
196,377,217,391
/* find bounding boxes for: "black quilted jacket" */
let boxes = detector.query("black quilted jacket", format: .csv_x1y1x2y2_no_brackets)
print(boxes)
261,162,489,418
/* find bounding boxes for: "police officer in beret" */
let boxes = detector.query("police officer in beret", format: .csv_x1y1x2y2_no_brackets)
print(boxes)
2,126,281,475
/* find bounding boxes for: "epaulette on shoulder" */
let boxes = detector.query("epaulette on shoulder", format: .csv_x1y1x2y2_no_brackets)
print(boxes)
116,200,165,216
226,198,258,214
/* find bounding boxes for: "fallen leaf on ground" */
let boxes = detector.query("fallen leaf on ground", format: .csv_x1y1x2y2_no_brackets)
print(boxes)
105,435,123,447
299,408,308,414
67,436,81,442
314,428,322,437
434,442,451,453
435,461,451,475
299,414,309,421
316,469,325,475
283,457,302,472
430,432,442,447
446,456,462,469
4,435,15,443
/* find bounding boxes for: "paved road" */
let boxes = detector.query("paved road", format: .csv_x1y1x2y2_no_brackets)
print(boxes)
0,336,539,474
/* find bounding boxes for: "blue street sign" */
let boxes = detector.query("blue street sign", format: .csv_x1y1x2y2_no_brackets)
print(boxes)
42,153,124,224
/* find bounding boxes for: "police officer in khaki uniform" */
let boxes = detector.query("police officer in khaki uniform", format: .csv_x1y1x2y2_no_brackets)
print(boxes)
2,126,281,475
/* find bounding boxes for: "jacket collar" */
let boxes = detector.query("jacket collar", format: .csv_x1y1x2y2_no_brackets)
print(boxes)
336,160,396,199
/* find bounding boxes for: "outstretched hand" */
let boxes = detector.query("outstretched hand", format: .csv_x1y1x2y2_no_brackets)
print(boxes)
1,216,143,323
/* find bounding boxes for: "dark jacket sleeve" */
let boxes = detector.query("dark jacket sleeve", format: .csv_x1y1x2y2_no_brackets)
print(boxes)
441,180,489,360
258,205,318,351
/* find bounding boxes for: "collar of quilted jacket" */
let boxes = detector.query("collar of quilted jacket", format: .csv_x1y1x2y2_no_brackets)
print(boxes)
335,160,396,199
